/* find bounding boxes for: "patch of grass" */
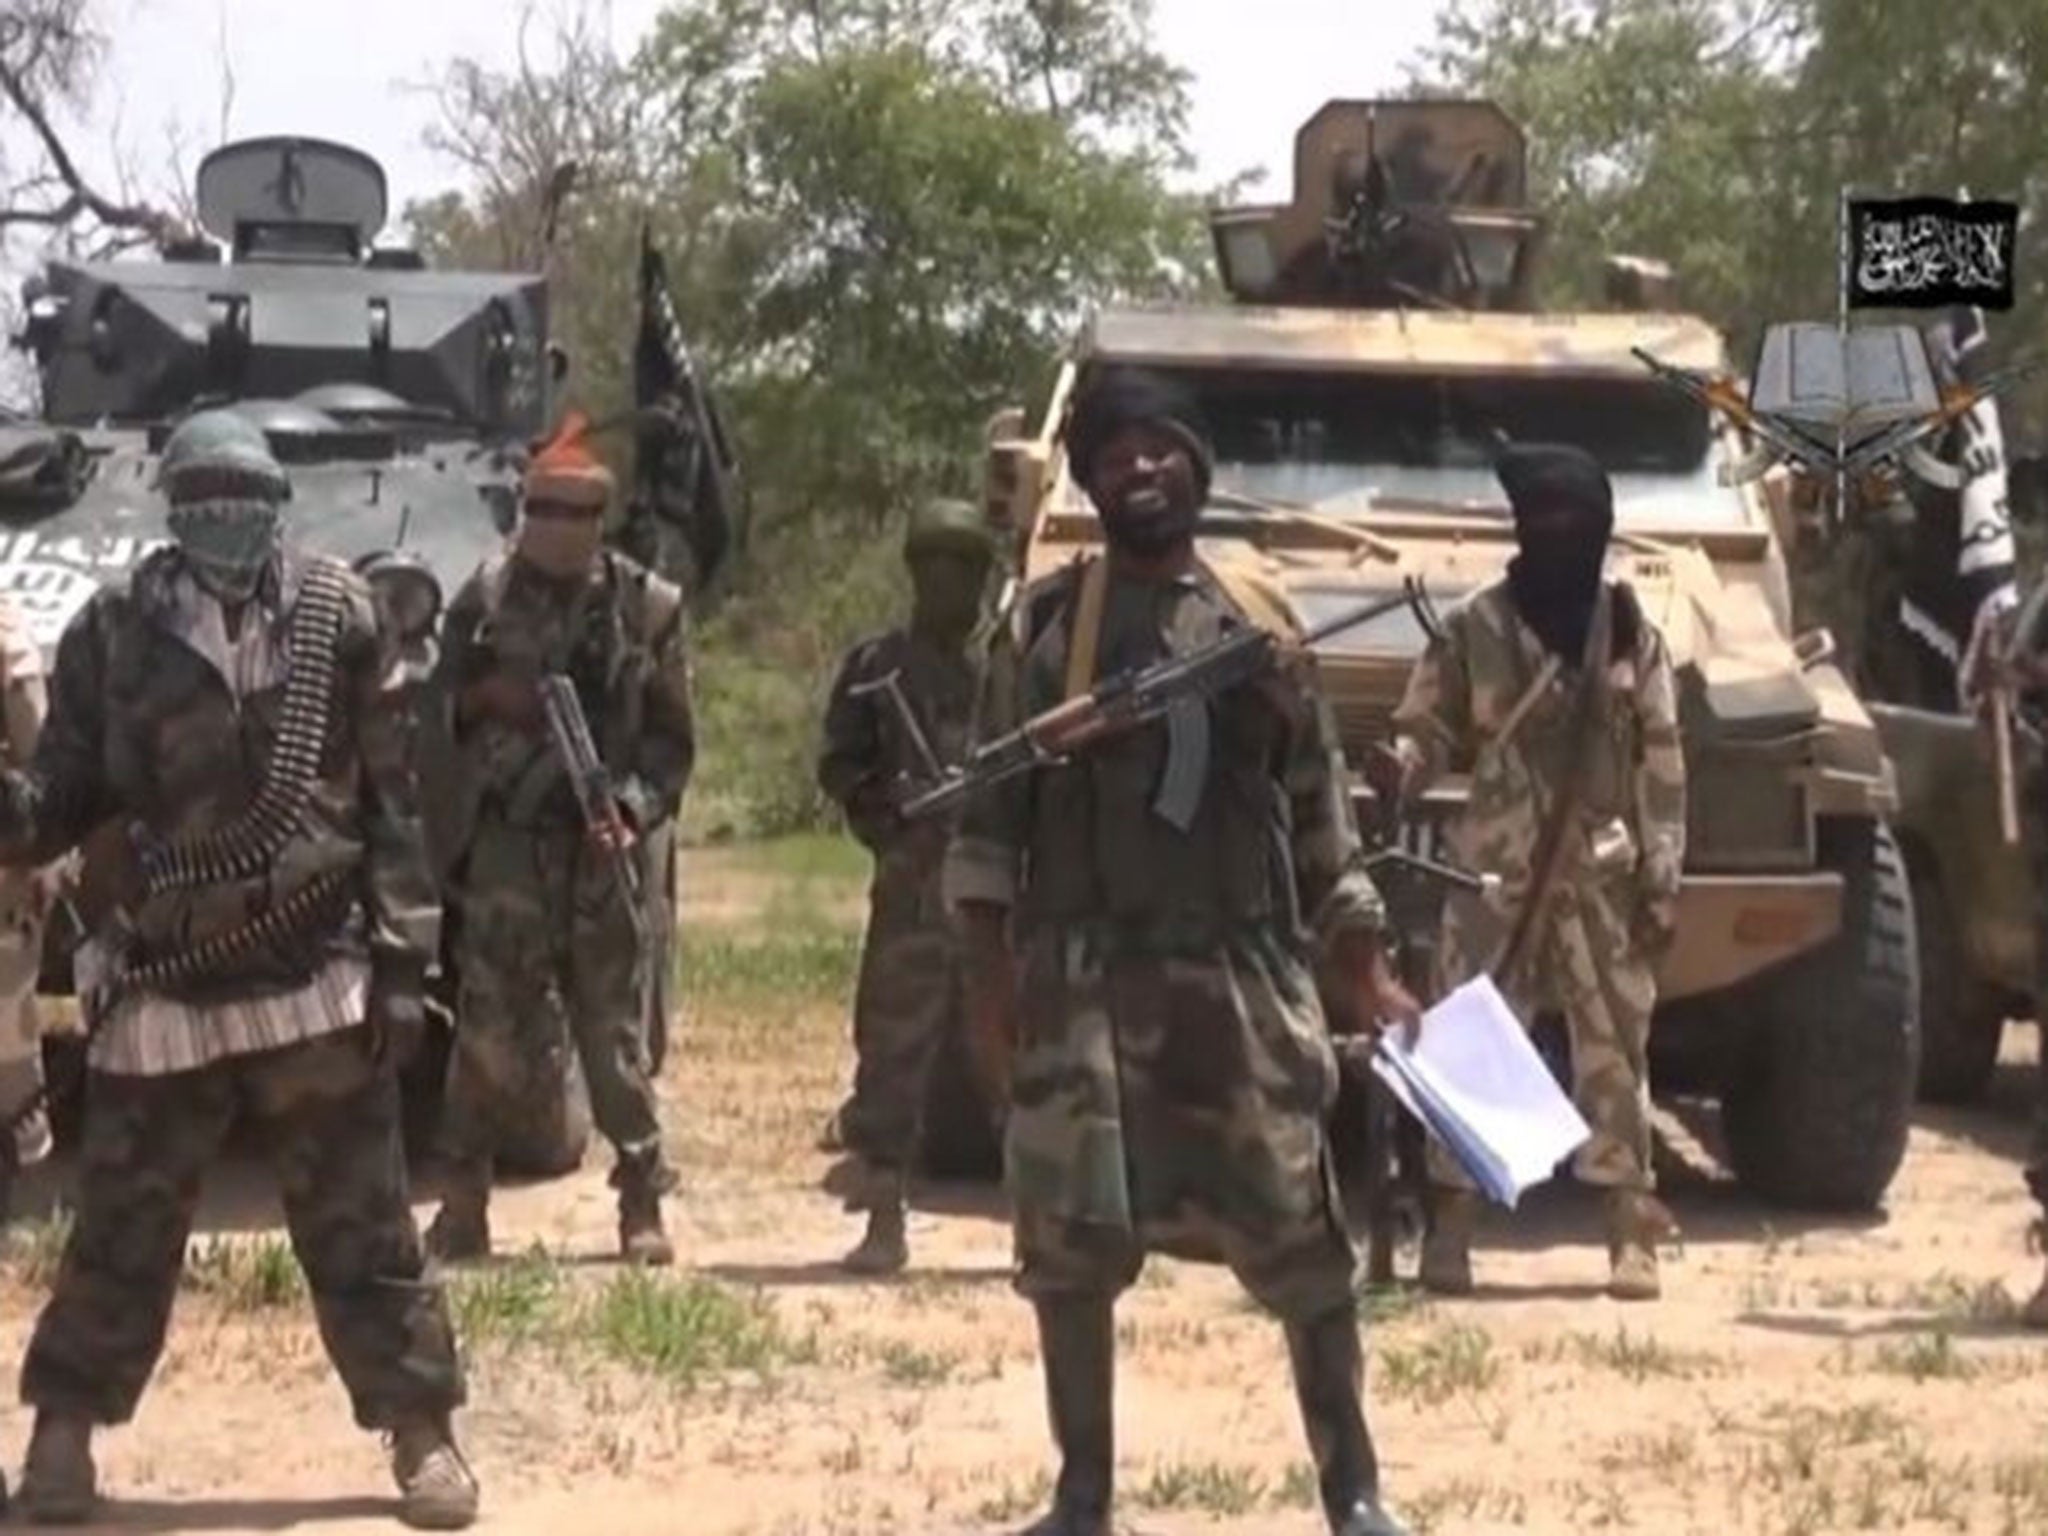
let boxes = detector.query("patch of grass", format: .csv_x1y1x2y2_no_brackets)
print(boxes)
1133,1458,1267,1516
683,929,861,1007
1272,1462,1320,1510
588,1268,800,1385
1871,1328,1975,1382
450,1248,570,1348
1405,1477,1530,1534
1549,1326,1718,1382
744,834,872,884
184,1235,304,1310
876,1339,961,1386
1993,1455,2048,1535
976,1469,1053,1523
1376,1323,1499,1407
1356,1283,1433,1327
1,1205,71,1288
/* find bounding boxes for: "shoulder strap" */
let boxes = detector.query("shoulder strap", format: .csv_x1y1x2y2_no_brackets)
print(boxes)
1492,582,1616,985
1063,554,1110,702
1197,555,1303,642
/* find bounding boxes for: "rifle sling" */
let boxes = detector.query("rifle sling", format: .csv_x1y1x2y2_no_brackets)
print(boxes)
1490,584,1616,987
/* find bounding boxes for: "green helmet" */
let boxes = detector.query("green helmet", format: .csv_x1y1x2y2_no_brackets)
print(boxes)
158,408,290,503
904,499,993,562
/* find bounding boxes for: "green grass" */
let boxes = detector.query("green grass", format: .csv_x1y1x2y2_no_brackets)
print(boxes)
1132,1459,1268,1516
184,1236,305,1310
741,833,872,884
682,928,861,1007
875,1340,962,1385
1376,1323,1499,1407
1872,1328,1976,1382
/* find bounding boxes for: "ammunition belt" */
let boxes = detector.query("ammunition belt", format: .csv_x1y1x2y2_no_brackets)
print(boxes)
92,868,357,1023
139,559,353,895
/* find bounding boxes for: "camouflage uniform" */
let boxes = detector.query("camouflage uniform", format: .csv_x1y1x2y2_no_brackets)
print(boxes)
947,555,1406,1535
431,547,694,1259
0,523,469,1522
818,502,991,1271
0,593,50,1207
1393,576,1685,1293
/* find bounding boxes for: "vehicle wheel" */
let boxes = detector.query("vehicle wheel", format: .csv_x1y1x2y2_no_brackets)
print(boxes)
1720,819,1919,1211
916,1013,1000,1181
1908,857,2005,1104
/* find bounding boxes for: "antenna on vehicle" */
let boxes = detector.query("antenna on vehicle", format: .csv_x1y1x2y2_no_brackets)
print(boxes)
395,503,411,549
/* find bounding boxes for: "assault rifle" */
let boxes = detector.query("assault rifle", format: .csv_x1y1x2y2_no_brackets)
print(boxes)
875,576,1437,822
540,674,649,946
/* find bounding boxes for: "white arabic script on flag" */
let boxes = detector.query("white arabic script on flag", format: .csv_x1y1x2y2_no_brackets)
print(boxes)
1857,215,2012,297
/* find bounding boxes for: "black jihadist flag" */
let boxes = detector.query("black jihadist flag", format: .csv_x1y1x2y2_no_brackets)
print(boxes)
1848,197,2020,310
635,224,739,585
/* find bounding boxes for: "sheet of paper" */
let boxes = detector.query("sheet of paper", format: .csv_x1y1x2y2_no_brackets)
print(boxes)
1376,976,1592,1208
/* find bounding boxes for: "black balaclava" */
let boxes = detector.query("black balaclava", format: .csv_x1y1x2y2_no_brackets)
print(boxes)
1499,442,1615,662
1066,367,1215,557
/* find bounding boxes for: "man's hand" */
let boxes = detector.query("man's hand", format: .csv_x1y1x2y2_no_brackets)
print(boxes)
1332,927,1422,1046
587,803,639,859
461,672,543,734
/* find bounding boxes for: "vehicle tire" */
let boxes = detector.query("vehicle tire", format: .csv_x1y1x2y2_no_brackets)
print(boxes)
916,1013,1000,1181
1720,819,1919,1211
1908,856,2005,1105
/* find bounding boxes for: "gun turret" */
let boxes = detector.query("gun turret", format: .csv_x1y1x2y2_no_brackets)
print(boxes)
18,136,552,436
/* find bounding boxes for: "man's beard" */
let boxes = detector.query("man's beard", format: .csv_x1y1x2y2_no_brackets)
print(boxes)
1101,482,1197,557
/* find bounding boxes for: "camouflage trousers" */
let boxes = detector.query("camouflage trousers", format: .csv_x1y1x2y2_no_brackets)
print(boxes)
1014,1185,1360,1324
20,1027,463,1427
840,876,963,1173
443,821,669,1183
1434,876,1656,1193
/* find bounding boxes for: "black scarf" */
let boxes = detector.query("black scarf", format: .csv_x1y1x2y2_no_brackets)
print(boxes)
1499,443,1618,662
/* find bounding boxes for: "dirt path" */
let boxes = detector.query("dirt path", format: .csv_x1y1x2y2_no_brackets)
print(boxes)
6,899,2048,1533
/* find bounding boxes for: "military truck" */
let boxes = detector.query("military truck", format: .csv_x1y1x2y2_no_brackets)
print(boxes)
2,136,588,1175
978,100,1918,1211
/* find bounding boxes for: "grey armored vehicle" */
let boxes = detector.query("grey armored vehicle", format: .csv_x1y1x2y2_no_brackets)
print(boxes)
4,136,587,1173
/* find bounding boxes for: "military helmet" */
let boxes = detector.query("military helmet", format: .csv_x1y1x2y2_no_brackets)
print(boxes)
157,408,290,503
905,498,994,561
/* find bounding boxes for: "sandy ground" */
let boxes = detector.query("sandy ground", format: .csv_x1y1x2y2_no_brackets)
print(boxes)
5,849,2048,1535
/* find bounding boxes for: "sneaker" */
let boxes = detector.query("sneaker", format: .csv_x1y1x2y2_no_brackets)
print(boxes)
389,1416,479,1531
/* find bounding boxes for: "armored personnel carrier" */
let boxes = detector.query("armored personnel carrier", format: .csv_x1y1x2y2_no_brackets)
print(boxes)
4,136,588,1175
979,101,1918,1211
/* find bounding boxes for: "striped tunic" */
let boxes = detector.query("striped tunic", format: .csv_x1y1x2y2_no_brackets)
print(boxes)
82,567,368,1077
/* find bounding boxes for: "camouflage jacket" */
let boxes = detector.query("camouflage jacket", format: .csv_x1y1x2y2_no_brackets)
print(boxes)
944,558,1384,1231
440,549,695,840
947,559,1385,949
818,625,978,903
1393,578,1686,920
0,546,438,1002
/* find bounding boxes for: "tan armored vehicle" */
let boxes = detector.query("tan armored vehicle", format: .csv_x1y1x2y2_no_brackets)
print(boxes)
979,100,1917,1211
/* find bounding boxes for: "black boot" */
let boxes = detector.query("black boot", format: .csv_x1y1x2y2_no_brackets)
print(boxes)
1284,1308,1410,1536
1020,1295,1115,1536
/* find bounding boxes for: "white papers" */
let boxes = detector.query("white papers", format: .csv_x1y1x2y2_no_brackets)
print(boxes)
1372,976,1591,1209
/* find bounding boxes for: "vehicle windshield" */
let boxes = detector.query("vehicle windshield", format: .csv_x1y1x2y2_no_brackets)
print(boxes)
1175,368,1752,531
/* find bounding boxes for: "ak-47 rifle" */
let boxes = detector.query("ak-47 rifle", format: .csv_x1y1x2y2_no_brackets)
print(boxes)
539,674,649,946
1629,347,1841,484
877,577,1436,821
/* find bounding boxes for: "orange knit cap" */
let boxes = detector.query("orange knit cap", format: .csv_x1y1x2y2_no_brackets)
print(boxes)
525,410,616,510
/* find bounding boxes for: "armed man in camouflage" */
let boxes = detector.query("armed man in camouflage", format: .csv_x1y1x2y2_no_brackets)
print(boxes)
818,499,992,1274
1392,442,1685,1302
0,410,474,1529
0,590,51,1229
946,368,1417,1536
427,413,693,1268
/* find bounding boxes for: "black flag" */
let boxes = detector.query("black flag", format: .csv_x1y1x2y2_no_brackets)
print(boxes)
1848,197,2020,310
635,225,741,591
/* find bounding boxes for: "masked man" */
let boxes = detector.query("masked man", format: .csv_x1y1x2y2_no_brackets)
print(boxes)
428,412,694,1267
1392,442,1685,1302
945,368,1416,1536
0,590,51,1225
818,500,992,1274
0,410,473,1529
